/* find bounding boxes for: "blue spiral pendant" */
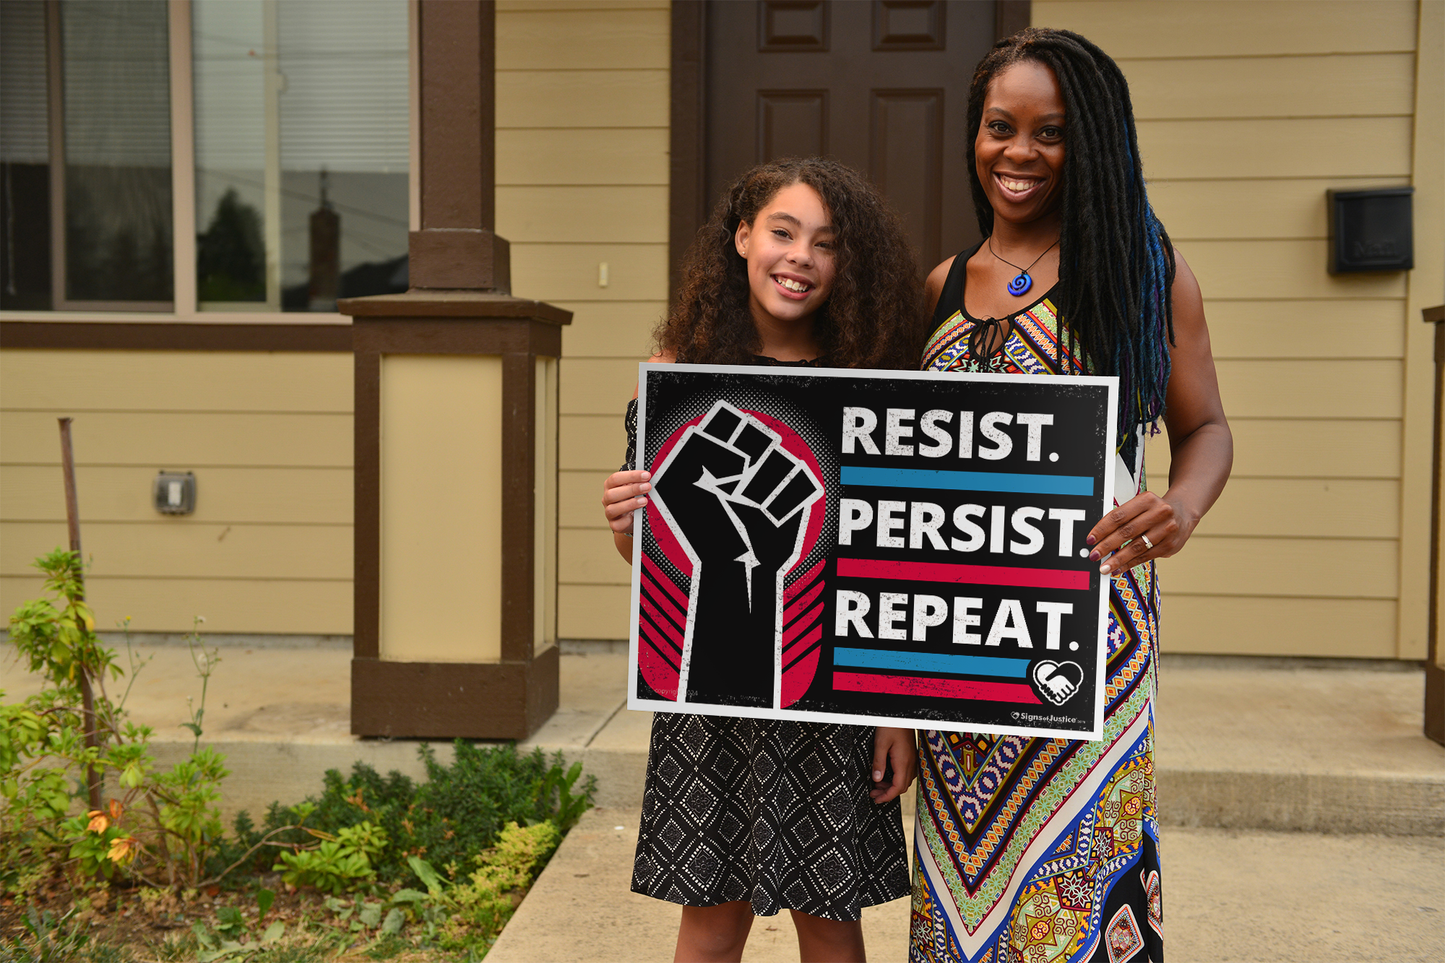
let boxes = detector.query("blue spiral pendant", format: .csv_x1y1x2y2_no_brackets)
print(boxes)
1007,271,1033,297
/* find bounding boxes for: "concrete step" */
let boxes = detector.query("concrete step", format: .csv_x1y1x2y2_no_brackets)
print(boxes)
520,650,1445,837
4,642,1441,836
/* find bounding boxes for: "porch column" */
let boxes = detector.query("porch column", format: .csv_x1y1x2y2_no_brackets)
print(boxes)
338,0,569,739
1426,304,1445,747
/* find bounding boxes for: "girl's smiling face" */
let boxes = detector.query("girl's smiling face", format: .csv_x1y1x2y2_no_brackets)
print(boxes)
976,59,1066,230
734,182,837,332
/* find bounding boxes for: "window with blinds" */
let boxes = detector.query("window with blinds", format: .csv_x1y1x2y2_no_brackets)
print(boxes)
0,0,409,314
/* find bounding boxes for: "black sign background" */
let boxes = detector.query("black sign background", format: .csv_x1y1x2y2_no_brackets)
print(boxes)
629,364,1118,740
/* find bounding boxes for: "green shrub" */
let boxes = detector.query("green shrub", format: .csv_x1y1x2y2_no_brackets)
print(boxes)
261,741,594,886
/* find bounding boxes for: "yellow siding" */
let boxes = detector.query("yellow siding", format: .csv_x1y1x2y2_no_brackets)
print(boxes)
497,129,670,185
496,71,668,128
511,244,669,303
378,355,503,663
1159,597,1397,659
1203,300,1405,360
1195,479,1400,538
1400,0,1445,667
561,414,632,472
0,350,353,634
1149,419,1402,480
1126,53,1417,120
0,465,352,525
1,521,351,581
1148,178,1412,243
0,576,354,637
1037,0,1434,658
1137,117,1413,180
0,350,351,413
558,582,632,640
559,470,612,527
1032,1,1419,57
497,0,669,637
0,411,353,467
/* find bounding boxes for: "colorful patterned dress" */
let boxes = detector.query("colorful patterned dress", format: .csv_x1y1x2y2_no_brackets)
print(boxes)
912,252,1163,963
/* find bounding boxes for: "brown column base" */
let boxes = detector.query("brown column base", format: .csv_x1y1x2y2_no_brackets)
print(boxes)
350,645,560,740
1427,662,1444,747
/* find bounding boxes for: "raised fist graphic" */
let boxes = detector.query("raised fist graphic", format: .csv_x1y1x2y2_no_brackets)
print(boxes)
649,401,823,707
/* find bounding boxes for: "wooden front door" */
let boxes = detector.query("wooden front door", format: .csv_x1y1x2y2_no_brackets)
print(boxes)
676,0,1014,283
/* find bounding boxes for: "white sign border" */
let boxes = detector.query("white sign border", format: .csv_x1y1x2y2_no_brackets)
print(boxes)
628,362,1119,742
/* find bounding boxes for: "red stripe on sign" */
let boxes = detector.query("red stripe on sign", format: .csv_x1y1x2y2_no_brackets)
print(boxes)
642,554,691,611
832,671,1041,704
836,558,1088,591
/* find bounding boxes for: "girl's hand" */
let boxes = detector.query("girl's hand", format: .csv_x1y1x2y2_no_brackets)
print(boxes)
870,727,918,804
604,469,651,561
603,469,652,535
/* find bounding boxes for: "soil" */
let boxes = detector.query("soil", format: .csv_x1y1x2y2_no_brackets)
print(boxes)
0,871,466,962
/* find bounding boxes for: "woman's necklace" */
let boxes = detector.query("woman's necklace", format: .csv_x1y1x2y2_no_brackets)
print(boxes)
988,235,1060,297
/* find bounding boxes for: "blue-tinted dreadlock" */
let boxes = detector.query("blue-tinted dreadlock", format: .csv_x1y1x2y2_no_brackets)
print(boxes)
966,28,1175,460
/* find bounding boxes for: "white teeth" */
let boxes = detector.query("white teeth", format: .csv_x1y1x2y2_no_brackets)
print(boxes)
776,277,810,293
1000,177,1036,193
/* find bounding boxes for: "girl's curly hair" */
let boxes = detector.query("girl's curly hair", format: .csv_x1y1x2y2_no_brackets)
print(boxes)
657,157,925,369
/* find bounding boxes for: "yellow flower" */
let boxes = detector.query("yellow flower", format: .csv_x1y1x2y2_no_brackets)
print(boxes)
107,835,139,864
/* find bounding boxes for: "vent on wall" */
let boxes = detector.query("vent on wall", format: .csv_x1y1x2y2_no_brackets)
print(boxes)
1326,187,1414,274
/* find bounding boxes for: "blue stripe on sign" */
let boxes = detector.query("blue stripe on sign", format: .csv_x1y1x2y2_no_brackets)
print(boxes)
840,465,1094,496
833,647,1028,678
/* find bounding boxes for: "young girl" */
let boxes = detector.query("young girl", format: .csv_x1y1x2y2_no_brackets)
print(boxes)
602,157,925,962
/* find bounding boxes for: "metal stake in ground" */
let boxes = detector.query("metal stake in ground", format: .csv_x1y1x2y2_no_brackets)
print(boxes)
59,417,102,813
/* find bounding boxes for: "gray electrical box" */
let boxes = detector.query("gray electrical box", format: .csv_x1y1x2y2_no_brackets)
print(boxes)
154,471,196,515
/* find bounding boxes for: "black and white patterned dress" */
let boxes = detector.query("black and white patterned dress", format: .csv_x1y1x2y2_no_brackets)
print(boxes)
622,360,911,921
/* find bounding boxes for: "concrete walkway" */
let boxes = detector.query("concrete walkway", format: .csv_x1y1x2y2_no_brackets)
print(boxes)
486,807,1445,963
4,641,1442,960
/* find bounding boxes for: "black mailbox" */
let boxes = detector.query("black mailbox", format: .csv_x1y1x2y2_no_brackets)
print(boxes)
1327,187,1414,274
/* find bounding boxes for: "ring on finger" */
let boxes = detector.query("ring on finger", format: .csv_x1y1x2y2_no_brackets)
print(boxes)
1140,533,1154,550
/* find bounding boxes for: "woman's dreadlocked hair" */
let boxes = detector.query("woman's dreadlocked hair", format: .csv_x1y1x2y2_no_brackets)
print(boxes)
658,157,924,370
967,27,1175,453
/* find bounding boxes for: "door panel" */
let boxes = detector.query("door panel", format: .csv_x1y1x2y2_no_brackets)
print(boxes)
705,0,994,272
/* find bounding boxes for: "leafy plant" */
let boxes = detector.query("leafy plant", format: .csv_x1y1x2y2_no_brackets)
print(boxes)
395,822,560,955
1,905,127,963
2,552,259,891
260,741,595,888
273,820,389,895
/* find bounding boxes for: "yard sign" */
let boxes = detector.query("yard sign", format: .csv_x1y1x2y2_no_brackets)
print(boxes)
629,364,1118,740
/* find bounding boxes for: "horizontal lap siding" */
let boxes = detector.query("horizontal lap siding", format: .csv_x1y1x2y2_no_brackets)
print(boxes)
0,351,353,634
1036,0,1422,658
497,1,669,640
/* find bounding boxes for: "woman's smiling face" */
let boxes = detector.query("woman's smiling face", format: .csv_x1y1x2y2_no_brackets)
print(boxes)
975,59,1066,230
734,181,837,331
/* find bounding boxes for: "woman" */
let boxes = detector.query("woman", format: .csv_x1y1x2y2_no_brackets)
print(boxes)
911,28,1231,963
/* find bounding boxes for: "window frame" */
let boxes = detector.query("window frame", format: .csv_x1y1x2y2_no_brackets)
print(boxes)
3,0,418,325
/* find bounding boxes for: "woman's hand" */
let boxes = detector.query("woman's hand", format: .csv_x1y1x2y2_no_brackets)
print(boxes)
1087,490,1194,576
870,727,918,804
604,469,651,560
1088,250,1232,575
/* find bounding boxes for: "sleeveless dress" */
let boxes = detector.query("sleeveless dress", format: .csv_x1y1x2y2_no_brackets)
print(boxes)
623,356,911,922
912,253,1163,963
